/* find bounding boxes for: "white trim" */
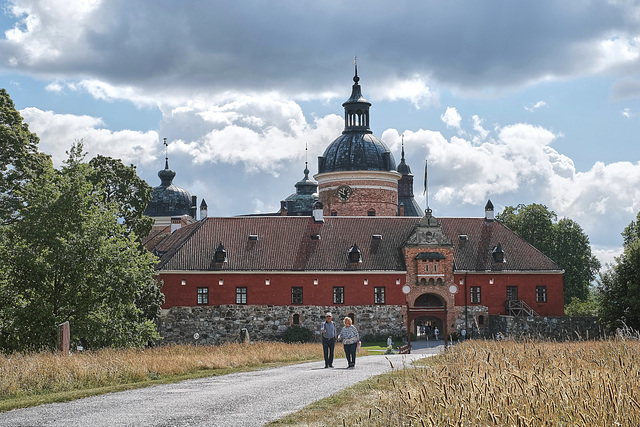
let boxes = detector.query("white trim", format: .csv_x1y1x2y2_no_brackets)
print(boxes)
314,170,402,183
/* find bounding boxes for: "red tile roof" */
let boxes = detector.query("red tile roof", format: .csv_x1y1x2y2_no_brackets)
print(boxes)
154,216,561,273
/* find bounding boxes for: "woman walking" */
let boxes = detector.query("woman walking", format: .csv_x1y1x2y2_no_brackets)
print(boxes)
338,317,360,369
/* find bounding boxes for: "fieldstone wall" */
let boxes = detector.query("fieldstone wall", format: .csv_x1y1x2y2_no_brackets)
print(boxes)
484,315,604,341
158,305,405,345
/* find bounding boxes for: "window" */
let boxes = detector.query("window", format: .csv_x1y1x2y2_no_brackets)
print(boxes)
433,264,438,273
374,287,386,304
197,287,209,305
292,313,300,325
425,264,429,272
333,287,344,304
507,286,518,301
367,209,376,216
291,287,303,304
236,287,247,304
536,286,547,303
470,286,481,304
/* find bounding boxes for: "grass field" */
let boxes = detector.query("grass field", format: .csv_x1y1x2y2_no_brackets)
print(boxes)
0,342,325,412
271,338,640,426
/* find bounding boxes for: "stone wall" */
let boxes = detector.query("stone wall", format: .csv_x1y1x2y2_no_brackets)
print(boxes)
484,315,604,341
158,305,405,345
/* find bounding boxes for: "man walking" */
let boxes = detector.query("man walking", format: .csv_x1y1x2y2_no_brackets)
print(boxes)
321,312,336,368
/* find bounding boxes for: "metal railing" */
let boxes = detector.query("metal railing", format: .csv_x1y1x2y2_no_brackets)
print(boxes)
506,299,538,317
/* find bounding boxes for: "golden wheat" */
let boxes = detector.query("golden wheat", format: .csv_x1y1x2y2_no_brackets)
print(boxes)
341,339,640,426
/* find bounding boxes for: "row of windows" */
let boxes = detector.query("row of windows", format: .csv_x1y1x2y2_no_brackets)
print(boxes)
196,286,387,305
469,285,547,304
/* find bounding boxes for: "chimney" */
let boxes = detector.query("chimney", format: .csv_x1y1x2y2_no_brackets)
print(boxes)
485,199,494,221
399,202,405,217
312,201,324,223
200,199,208,220
171,217,182,233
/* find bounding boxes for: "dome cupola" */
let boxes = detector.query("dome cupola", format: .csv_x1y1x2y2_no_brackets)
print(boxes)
144,141,193,219
317,63,396,174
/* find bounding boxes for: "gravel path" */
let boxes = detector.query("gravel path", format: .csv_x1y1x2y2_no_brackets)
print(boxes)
0,350,438,427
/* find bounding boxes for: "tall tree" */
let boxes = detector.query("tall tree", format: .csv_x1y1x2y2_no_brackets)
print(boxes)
0,89,52,224
597,211,640,330
497,204,556,255
497,204,600,304
88,154,154,242
0,143,163,352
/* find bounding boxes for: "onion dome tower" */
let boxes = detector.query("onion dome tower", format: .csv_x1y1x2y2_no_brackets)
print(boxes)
144,140,194,226
396,139,422,216
280,157,319,216
315,63,401,216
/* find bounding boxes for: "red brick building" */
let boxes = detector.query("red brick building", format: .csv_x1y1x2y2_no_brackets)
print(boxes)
146,66,564,344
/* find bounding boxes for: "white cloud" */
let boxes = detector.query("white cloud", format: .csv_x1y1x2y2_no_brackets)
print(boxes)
622,107,633,118
373,75,437,108
524,101,548,112
20,107,159,167
441,107,462,129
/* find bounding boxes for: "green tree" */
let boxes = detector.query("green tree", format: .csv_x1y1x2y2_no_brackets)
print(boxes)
497,204,600,304
88,154,153,242
597,211,640,330
497,204,556,255
0,143,163,352
0,89,52,224
552,218,601,302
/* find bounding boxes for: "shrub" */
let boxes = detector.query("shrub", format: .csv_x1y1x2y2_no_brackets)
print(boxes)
281,326,314,343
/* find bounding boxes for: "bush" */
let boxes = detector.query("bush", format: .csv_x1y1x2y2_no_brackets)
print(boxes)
281,326,314,343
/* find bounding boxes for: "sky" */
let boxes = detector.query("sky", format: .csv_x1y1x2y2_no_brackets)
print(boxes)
1,0,640,269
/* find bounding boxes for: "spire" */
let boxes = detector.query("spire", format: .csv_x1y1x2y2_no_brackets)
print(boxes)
354,55,359,84
158,137,176,186
342,58,371,133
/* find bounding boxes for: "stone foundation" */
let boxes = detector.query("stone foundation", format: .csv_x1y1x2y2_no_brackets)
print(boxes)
485,315,604,341
158,305,405,345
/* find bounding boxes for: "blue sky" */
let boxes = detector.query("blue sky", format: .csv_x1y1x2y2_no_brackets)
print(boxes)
1,0,640,268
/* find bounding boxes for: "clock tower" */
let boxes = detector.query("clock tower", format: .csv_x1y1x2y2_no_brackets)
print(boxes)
315,65,401,216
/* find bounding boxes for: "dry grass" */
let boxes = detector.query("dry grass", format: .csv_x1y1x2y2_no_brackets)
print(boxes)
341,339,640,426
0,342,322,400
273,339,640,426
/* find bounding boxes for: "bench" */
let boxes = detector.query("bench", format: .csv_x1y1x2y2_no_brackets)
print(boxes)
398,344,410,354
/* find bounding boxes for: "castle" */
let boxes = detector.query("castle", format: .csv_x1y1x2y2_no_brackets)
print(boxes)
143,67,564,345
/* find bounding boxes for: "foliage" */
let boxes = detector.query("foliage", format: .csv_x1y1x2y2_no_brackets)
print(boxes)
597,236,640,330
281,326,314,343
564,294,599,317
497,203,601,303
88,154,153,242
0,140,163,352
0,89,52,225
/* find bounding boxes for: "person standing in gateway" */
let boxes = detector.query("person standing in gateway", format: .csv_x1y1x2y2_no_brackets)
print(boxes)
320,312,336,368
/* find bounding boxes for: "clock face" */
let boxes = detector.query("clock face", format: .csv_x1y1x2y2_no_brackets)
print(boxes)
336,185,353,202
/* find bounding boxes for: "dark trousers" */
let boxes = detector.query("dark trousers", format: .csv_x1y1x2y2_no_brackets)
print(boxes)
322,337,335,366
343,342,357,366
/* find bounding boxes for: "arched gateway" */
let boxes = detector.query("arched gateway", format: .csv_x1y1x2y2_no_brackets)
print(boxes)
403,209,457,346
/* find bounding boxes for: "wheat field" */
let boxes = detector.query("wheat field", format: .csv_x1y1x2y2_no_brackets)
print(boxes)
339,339,640,426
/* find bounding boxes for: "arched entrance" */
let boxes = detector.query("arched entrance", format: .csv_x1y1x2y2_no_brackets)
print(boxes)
413,316,443,340
407,292,447,347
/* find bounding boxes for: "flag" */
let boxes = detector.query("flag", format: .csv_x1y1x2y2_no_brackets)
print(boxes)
423,159,428,196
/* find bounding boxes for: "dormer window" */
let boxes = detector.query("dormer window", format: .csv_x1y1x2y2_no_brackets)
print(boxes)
348,243,362,263
249,234,258,241
214,242,227,263
492,243,505,263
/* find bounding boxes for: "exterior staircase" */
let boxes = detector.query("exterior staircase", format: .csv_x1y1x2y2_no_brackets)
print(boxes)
506,300,538,317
